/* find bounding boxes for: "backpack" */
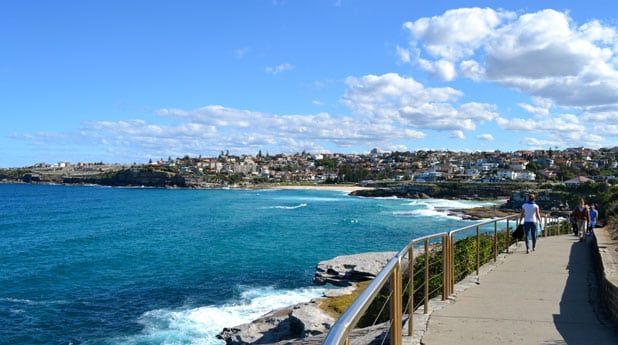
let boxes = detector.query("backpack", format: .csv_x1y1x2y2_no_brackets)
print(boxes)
512,224,524,241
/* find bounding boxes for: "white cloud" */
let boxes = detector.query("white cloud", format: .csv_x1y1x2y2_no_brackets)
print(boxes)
403,7,511,61
265,63,294,74
476,133,494,141
595,124,618,136
341,73,497,131
517,97,552,116
582,110,618,124
402,8,618,109
417,58,457,81
520,137,563,148
496,113,607,147
395,45,412,63
450,130,465,139
234,47,250,59
459,60,484,80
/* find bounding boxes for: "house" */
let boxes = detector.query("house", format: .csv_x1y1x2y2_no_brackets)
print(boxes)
509,160,528,171
497,170,517,180
564,176,593,187
518,171,536,181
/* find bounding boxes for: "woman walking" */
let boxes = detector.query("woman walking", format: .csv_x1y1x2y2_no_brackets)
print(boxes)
520,192,542,254
588,204,598,236
572,199,589,242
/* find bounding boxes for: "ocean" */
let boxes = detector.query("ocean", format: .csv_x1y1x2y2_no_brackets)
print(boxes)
0,184,496,345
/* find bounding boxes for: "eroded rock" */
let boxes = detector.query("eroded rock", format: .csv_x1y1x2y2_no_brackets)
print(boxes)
314,252,396,286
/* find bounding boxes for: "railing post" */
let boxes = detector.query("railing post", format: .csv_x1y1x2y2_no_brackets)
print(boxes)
493,221,498,262
506,218,510,254
543,216,547,237
442,234,448,300
448,234,455,295
408,245,414,336
424,239,429,314
390,261,402,345
476,225,480,277
448,235,453,296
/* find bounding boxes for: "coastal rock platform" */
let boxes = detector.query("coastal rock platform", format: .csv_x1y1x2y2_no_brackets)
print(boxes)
314,252,397,286
217,300,335,345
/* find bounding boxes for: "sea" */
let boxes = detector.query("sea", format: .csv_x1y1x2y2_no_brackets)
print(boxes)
0,184,498,345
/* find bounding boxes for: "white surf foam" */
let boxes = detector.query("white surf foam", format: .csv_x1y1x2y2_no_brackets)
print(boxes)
274,196,345,202
264,203,308,210
104,286,326,345
0,297,69,306
394,198,500,220
405,199,498,209
392,209,461,220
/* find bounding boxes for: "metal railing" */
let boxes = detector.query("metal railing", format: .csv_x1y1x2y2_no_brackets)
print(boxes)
323,214,566,345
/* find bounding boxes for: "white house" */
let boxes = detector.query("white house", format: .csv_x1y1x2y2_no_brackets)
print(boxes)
497,170,517,180
518,171,536,181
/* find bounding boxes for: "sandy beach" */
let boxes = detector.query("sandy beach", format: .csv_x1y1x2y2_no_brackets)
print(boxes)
265,184,373,193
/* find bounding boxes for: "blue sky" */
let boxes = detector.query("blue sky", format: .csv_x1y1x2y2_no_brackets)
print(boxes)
2,1,618,167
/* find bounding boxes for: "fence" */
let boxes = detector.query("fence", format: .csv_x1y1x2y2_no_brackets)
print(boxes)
323,214,567,345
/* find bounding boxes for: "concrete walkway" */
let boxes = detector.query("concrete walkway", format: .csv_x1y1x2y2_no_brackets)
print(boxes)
422,235,617,345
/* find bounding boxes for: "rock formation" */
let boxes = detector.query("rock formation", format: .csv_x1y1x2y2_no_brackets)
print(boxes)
314,252,396,286
218,300,335,345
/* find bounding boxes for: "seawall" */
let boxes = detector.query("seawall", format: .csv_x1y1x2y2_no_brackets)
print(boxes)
593,227,618,328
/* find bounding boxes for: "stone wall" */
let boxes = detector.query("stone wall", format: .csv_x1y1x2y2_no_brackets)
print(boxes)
592,228,618,329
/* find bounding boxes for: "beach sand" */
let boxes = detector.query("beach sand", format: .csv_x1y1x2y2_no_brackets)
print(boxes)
266,185,373,193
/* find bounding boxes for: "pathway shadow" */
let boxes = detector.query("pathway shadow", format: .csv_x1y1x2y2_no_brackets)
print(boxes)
551,237,617,344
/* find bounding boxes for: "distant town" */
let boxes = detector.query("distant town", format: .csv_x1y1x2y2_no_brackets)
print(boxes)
2,147,618,188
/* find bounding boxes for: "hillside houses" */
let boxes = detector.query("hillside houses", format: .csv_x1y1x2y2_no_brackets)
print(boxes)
14,147,618,186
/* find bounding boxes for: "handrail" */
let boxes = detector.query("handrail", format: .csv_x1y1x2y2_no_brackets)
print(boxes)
323,213,566,345
397,232,447,258
323,255,400,345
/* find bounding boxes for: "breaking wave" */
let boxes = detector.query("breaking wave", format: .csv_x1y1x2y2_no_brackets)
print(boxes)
101,286,326,345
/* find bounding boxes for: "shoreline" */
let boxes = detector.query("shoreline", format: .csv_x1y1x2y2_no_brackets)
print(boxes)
0,180,372,193
261,184,373,193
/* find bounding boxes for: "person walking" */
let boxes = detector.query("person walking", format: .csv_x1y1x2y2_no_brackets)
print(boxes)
520,192,541,254
588,204,598,236
569,213,579,237
572,198,589,242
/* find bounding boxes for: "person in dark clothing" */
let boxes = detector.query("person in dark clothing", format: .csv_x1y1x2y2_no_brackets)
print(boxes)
572,198,589,242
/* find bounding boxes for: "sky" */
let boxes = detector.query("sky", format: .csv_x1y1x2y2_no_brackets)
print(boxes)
2,0,618,167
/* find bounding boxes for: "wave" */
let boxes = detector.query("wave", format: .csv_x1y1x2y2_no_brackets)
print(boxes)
405,199,498,209
394,198,500,220
274,196,346,202
392,209,461,220
102,286,326,345
264,203,308,210
0,297,69,306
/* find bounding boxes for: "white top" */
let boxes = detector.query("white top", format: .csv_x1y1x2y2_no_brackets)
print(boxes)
522,202,539,223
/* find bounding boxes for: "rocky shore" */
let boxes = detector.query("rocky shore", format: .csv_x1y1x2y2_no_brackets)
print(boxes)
350,182,529,200
446,206,517,221
217,252,396,345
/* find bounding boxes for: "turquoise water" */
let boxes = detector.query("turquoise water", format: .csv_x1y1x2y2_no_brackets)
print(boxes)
0,184,493,345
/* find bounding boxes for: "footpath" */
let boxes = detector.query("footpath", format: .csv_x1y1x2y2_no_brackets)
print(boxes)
422,234,617,345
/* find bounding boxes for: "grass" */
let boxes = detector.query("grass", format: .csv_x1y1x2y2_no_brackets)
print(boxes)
319,281,371,318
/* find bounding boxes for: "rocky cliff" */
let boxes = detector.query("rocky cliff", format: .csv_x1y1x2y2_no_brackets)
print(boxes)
351,182,531,200
62,169,186,187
